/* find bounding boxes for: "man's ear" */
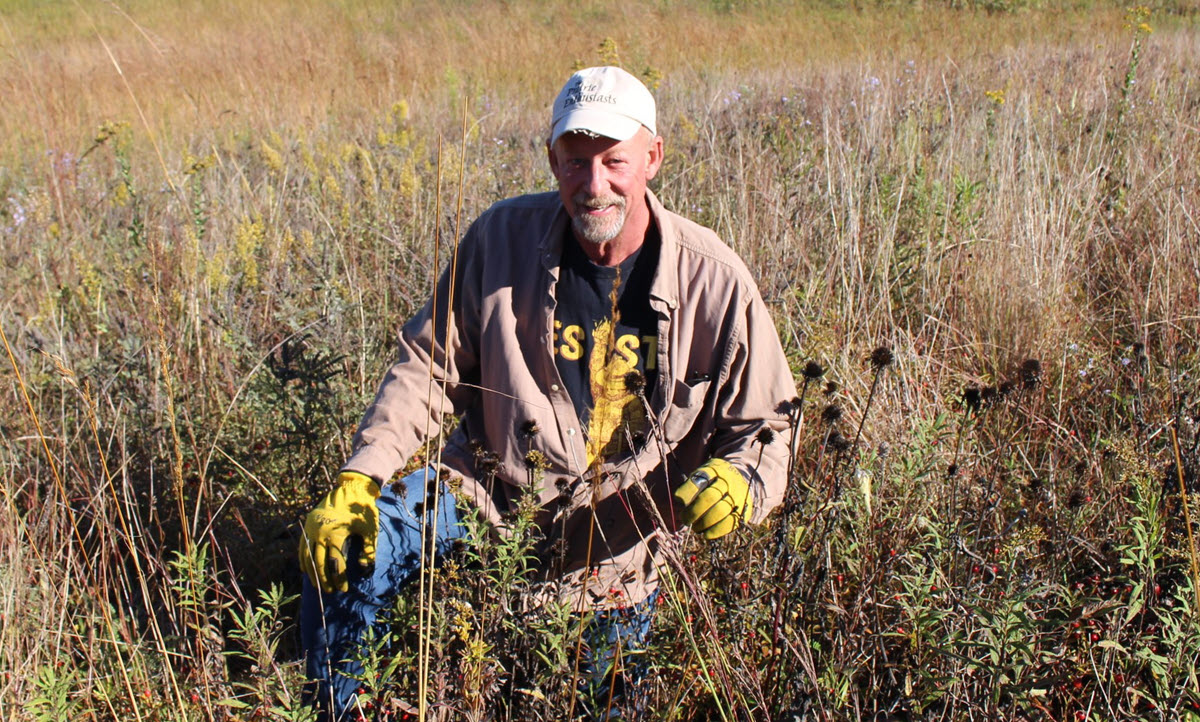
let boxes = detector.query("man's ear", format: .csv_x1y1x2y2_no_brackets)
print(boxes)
645,135,665,181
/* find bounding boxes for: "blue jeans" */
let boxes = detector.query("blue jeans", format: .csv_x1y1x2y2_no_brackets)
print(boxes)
300,467,657,720
301,467,464,720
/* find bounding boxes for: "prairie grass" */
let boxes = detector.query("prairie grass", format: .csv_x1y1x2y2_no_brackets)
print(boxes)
2,0,1200,719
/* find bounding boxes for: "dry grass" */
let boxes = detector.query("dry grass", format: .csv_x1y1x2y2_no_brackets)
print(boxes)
2,0,1200,720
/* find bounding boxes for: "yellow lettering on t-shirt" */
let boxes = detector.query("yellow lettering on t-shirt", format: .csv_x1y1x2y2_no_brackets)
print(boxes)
615,334,640,366
560,324,584,361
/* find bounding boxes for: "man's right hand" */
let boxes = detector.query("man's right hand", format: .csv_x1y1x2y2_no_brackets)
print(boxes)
298,471,381,592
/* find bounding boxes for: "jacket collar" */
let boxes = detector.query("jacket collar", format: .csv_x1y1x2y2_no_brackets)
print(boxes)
538,189,680,310
644,189,680,311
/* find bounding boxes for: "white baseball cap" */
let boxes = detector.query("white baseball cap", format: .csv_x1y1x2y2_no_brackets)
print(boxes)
549,66,657,146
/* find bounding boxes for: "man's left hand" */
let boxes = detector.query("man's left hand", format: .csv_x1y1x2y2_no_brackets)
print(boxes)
673,458,752,540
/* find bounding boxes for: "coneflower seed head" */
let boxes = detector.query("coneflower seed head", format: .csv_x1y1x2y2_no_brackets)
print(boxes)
870,346,895,369
1020,359,1042,388
803,360,826,379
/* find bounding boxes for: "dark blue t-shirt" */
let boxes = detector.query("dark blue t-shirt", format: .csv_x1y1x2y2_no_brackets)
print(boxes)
553,229,660,465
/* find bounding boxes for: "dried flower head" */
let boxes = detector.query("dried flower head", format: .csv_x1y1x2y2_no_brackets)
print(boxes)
998,380,1017,398
775,399,795,415
477,451,501,477
803,360,826,379
755,427,777,446
827,431,851,452
870,346,895,369
624,370,646,395
947,463,959,478
981,385,998,407
821,404,843,424
963,385,982,412
824,381,839,397
519,419,541,439
1020,359,1042,388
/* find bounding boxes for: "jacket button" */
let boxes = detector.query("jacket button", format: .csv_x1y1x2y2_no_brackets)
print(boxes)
551,383,560,392
567,428,576,436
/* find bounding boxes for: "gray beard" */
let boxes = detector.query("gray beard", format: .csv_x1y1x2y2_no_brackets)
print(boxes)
571,194,626,245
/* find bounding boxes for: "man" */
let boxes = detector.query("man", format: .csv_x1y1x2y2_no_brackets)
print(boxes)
299,65,797,718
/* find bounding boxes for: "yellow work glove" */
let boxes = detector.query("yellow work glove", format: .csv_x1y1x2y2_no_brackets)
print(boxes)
298,471,381,592
673,458,753,540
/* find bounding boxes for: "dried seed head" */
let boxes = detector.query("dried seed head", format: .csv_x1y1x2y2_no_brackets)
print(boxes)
477,451,501,477
947,463,959,479
827,431,851,452
519,419,541,439
870,346,895,369
755,427,777,446
775,399,796,415
963,385,983,412
1020,359,1042,388
998,380,1017,398
821,404,843,424
623,370,646,395
803,360,826,379
824,381,839,397
981,386,998,407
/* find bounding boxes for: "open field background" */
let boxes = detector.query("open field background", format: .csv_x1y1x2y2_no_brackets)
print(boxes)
2,0,1200,719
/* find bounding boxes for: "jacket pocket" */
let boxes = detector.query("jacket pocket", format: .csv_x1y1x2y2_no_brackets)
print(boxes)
662,374,711,441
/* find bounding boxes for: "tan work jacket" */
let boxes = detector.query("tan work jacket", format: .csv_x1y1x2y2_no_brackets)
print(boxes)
344,190,798,609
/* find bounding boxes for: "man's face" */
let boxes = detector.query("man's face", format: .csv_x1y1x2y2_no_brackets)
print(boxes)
547,129,663,247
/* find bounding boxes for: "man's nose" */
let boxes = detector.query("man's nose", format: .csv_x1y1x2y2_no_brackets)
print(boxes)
581,162,608,196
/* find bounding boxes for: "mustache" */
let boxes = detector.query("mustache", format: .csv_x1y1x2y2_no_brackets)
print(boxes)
572,193,625,211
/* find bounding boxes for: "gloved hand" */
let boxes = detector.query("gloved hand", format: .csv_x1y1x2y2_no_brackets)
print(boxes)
673,458,753,540
298,471,381,592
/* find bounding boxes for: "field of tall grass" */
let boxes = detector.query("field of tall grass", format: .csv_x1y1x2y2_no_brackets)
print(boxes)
2,0,1199,719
